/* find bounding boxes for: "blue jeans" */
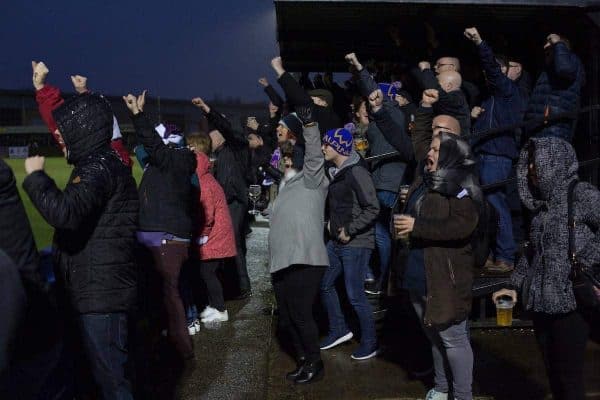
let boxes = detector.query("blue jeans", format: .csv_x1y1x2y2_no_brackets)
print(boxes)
478,154,516,264
78,313,133,400
369,190,397,290
321,242,377,348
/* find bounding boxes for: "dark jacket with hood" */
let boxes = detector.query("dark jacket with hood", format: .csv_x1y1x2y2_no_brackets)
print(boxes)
326,152,380,249
357,68,413,193
472,41,526,160
133,113,197,238
23,93,139,314
511,137,600,314
0,159,40,286
277,72,342,135
393,122,480,328
525,42,585,142
207,109,251,206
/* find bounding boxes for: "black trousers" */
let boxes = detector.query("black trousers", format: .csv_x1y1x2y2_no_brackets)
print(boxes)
272,265,325,363
228,201,251,293
200,260,226,312
532,310,590,400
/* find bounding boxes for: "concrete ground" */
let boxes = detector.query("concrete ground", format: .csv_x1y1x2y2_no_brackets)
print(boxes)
173,225,600,400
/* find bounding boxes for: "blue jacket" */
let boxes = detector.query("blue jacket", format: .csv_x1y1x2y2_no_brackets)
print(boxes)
525,42,585,142
472,41,526,159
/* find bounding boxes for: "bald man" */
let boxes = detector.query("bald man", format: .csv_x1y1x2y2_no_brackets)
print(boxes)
416,68,471,135
432,114,461,136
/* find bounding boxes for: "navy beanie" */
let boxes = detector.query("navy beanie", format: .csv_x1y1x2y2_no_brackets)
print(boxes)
279,113,302,137
322,128,353,156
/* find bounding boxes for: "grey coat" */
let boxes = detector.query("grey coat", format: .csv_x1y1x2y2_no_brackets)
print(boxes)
511,137,600,313
268,124,329,273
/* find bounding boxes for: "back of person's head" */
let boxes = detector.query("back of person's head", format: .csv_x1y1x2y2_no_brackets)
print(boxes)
187,132,212,155
53,92,113,164
437,71,462,93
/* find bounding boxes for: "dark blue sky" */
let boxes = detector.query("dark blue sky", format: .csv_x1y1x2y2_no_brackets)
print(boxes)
1,1,279,101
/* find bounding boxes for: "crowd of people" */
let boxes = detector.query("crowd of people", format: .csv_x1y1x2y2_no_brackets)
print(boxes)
1,25,599,400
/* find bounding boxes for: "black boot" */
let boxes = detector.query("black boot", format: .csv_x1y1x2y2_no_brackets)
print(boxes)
294,360,324,384
286,357,306,381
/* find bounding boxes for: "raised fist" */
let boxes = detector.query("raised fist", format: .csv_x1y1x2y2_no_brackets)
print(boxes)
31,61,49,90
464,27,482,45
137,90,147,112
71,75,88,93
191,97,210,114
24,156,45,175
421,89,439,107
271,57,285,77
258,77,269,87
295,103,315,126
122,94,140,115
344,52,362,71
545,33,562,47
418,61,431,71
368,89,384,113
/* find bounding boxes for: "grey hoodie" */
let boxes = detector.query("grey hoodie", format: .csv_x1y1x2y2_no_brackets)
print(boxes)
511,137,600,313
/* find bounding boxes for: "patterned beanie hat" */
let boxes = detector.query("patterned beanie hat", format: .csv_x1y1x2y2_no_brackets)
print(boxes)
322,128,353,156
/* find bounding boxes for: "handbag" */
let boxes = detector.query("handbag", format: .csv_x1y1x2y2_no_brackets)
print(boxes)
567,180,600,309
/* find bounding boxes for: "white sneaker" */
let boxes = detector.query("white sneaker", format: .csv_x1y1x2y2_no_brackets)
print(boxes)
200,306,218,319
201,309,228,323
425,388,448,400
187,322,197,336
193,319,201,333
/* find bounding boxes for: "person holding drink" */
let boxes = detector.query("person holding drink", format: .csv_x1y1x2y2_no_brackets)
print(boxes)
391,89,481,400
493,137,600,400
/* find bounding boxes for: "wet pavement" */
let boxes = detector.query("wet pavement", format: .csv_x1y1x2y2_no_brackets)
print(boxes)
176,225,600,400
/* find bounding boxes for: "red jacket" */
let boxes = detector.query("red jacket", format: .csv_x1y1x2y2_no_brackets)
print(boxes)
195,152,237,261
35,85,132,167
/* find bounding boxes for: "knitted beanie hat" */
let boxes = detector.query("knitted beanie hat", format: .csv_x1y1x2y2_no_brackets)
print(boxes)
322,128,353,156
279,113,302,137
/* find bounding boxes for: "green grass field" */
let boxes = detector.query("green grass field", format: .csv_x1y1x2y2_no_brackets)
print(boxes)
4,157,143,249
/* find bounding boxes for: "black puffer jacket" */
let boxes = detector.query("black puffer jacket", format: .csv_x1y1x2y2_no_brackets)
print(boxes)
133,113,197,238
23,94,139,314
207,109,251,206
0,159,39,285
525,42,585,142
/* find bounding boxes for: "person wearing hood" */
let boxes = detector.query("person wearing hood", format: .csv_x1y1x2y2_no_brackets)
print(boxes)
393,116,480,400
493,137,600,400
346,52,414,295
23,91,139,399
271,57,342,135
524,34,585,142
319,126,381,361
32,62,132,167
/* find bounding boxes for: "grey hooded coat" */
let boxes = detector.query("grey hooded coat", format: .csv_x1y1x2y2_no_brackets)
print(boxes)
268,124,329,273
511,137,600,313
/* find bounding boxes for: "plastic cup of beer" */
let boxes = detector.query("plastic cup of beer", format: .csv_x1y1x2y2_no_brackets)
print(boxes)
392,214,410,245
495,297,515,327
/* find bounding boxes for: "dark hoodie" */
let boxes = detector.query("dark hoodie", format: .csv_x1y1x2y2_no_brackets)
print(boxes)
511,137,600,314
23,93,139,314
